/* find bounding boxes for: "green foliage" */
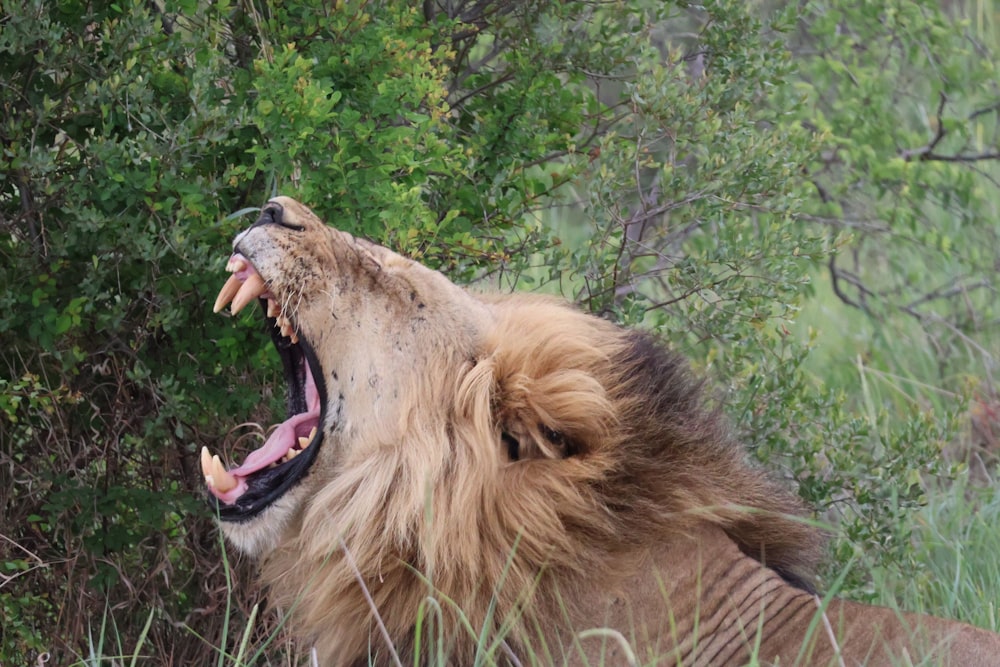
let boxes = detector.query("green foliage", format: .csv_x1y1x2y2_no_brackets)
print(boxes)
794,0,1000,352
1,0,998,663
240,0,600,276
0,1,261,661
782,0,1000,594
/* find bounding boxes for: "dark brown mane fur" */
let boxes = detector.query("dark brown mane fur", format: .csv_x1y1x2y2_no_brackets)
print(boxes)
605,330,822,592
251,290,825,664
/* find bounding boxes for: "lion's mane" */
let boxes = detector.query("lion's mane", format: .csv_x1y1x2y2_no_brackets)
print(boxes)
257,293,821,664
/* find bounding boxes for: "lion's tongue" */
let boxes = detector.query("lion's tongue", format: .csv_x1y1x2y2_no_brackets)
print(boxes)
228,410,319,476
230,360,321,476
205,358,321,504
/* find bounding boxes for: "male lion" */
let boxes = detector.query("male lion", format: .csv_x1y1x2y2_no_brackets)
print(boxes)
204,197,1000,666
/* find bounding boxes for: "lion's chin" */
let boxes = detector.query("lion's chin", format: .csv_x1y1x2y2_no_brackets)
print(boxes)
219,485,308,557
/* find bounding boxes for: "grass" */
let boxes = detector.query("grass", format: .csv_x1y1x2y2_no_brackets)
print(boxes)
77,491,1000,666
75,431,1000,667
874,478,1000,633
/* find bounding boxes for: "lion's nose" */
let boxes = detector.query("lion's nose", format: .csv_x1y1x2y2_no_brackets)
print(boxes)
254,202,285,228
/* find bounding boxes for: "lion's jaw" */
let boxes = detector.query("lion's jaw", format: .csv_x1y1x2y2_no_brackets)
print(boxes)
208,196,488,558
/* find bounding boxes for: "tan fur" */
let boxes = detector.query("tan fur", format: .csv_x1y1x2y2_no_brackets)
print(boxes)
218,197,1000,666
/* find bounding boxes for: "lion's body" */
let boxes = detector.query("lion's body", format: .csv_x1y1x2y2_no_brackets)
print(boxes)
211,198,1000,666
544,524,999,666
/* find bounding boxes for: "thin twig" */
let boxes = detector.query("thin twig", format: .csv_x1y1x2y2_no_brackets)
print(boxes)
904,279,990,311
828,255,872,315
339,538,404,667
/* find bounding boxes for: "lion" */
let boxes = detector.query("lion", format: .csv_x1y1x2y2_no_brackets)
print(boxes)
203,197,1000,666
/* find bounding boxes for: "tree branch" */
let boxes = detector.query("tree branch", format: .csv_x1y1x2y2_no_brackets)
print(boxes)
828,254,873,315
899,92,1000,163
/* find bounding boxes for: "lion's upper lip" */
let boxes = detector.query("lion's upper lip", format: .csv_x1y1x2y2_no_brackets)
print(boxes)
204,252,327,516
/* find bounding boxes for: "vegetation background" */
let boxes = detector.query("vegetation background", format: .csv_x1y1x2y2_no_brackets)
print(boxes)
1,0,998,664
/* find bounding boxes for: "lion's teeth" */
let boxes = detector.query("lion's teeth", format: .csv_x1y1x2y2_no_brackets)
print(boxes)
275,314,298,342
210,454,238,492
266,299,280,318
213,274,242,313
226,257,247,272
295,427,317,450
200,447,213,479
286,448,301,460
231,273,265,314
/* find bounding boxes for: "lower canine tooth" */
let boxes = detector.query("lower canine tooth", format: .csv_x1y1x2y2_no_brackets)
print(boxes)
299,427,317,448
211,454,238,492
200,447,213,478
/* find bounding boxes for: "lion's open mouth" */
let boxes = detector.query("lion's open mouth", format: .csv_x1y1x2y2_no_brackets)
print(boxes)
202,253,326,521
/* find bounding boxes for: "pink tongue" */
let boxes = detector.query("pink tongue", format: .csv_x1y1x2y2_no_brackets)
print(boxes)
229,360,321,476
208,339,322,506
228,410,319,475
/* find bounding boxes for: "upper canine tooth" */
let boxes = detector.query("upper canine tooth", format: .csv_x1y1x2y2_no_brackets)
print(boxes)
231,273,266,314
200,447,213,479
266,299,280,318
213,274,242,313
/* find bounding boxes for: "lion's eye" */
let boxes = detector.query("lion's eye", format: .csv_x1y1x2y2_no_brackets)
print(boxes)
501,432,520,461
542,426,579,457
542,426,565,447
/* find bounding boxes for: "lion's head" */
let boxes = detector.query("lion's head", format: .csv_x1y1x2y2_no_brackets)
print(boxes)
203,198,1000,666
203,195,492,558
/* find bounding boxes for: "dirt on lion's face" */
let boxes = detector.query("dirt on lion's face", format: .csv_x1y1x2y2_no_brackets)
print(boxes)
203,197,1000,667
